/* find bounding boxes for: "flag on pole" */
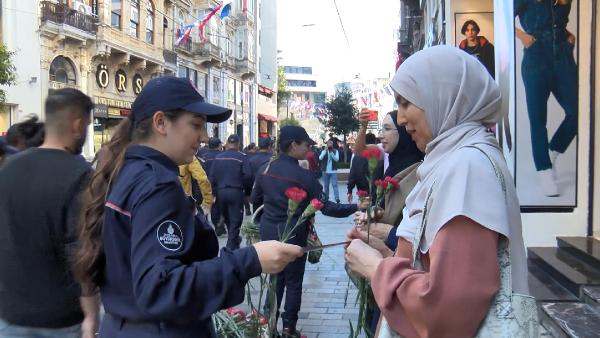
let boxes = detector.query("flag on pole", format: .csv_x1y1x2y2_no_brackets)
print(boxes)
176,24,194,45
242,0,248,13
198,4,223,41
220,0,232,19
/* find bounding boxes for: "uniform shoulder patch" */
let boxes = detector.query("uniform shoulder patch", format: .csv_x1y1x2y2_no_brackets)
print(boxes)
156,220,183,251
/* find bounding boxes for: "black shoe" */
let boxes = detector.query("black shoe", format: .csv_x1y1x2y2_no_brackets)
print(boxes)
282,320,301,338
214,221,226,236
335,198,340,204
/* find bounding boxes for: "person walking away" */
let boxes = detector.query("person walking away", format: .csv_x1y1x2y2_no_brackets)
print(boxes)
0,88,99,338
210,134,253,249
74,76,303,338
319,140,340,203
179,155,213,215
249,136,273,214
200,137,225,234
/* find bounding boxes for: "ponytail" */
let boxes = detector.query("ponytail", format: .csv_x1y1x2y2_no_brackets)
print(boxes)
74,118,134,291
74,110,185,291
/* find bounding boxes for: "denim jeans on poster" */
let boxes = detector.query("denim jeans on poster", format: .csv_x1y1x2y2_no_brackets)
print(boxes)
0,318,81,338
521,32,578,171
322,172,340,201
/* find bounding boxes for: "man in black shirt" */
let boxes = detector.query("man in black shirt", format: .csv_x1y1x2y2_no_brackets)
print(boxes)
0,88,98,337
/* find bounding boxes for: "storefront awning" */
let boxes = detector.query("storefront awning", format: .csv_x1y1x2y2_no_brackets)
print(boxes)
258,113,278,122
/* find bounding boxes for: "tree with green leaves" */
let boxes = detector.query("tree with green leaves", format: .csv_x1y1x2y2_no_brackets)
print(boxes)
279,117,300,127
0,44,16,105
319,86,359,144
276,65,289,106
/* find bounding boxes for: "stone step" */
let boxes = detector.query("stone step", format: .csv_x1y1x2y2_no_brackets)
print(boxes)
539,302,600,338
557,237,600,268
528,247,600,297
528,261,579,302
582,286,600,314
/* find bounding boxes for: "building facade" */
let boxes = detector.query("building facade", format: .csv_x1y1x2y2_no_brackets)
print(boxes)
1,0,261,156
255,0,277,139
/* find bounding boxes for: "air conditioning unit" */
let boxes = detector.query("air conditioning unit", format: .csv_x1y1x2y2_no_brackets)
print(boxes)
71,0,92,15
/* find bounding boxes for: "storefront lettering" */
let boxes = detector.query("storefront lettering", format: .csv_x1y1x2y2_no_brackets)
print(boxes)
96,64,109,88
94,96,132,109
116,69,127,93
133,74,144,95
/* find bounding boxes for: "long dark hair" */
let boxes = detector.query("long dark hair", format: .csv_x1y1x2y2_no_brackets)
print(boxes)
74,110,184,291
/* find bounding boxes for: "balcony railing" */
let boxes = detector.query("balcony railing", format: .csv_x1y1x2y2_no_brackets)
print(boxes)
40,1,97,34
163,50,178,65
235,58,256,74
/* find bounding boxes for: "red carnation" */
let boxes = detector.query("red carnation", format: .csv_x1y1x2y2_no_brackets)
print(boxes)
310,198,325,210
356,190,370,198
361,147,382,160
383,176,399,190
374,179,385,187
285,187,307,203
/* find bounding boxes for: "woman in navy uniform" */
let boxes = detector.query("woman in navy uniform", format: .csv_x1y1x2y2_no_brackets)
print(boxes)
251,126,364,337
74,77,303,338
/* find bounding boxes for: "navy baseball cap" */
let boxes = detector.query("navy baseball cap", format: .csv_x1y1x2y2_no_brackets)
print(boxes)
279,126,316,146
130,76,231,126
258,136,272,148
208,137,222,148
227,134,240,143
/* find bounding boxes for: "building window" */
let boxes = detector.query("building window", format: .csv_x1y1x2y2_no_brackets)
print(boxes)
213,76,220,101
129,0,140,37
238,42,243,59
145,1,154,44
111,0,121,28
49,56,77,85
287,80,316,87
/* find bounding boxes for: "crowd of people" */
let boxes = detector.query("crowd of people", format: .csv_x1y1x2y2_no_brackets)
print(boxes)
0,45,537,338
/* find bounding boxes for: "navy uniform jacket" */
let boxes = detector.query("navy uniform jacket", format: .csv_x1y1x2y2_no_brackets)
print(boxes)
199,149,221,176
209,149,252,191
101,145,261,333
249,151,273,182
251,154,357,246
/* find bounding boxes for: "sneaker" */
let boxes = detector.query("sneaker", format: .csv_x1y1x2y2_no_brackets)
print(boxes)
538,169,559,197
549,150,560,168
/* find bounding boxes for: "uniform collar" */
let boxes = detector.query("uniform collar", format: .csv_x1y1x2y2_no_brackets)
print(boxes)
280,153,300,164
126,144,179,174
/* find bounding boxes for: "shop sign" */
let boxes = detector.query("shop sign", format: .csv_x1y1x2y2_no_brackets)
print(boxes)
115,69,127,93
93,104,108,118
96,64,109,88
133,74,144,95
108,107,130,118
94,96,132,109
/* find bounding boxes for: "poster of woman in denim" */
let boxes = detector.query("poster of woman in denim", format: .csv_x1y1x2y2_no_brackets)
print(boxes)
515,0,578,207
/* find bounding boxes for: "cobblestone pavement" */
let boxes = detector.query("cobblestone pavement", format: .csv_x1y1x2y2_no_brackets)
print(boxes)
219,183,363,338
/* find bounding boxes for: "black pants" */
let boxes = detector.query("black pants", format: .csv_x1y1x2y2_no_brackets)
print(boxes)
275,254,307,322
261,221,308,322
210,202,221,226
216,187,244,250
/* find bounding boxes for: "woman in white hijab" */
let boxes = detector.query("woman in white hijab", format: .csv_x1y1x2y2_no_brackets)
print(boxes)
345,45,537,337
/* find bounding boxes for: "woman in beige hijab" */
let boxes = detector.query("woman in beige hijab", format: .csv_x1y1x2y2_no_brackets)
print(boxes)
345,45,537,337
